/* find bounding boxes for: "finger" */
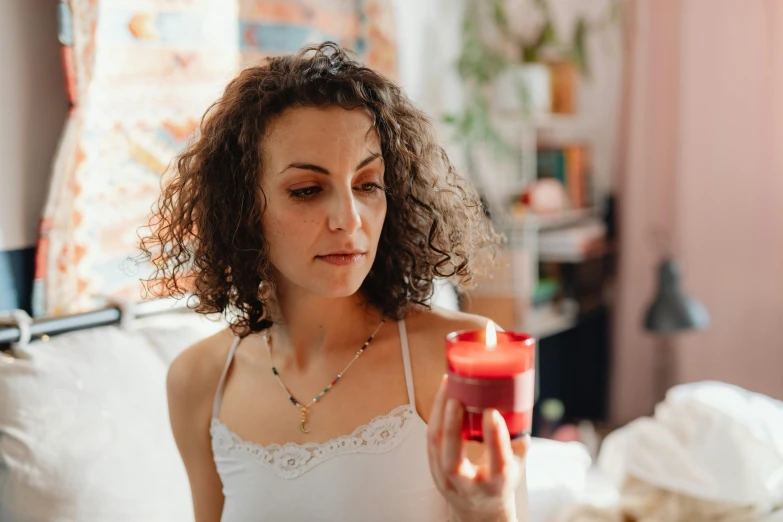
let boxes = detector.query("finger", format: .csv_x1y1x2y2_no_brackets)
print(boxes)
511,433,531,461
440,398,466,476
483,409,514,478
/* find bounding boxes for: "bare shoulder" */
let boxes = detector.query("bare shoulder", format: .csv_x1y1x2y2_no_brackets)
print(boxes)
167,327,237,414
166,328,235,520
405,306,492,348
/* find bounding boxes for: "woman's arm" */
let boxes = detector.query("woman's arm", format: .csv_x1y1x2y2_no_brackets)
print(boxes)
167,338,228,522
408,309,529,522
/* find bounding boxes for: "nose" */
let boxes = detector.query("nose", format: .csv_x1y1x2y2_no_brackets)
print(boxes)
328,188,362,235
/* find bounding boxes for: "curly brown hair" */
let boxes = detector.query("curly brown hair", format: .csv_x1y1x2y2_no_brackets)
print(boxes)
138,42,500,334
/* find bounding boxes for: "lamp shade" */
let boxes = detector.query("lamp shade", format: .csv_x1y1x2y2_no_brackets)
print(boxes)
644,258,710,334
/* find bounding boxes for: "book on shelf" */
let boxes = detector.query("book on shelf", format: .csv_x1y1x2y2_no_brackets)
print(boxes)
536,143,591,208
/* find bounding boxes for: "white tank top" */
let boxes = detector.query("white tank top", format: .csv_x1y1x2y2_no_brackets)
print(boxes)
209,320,450,521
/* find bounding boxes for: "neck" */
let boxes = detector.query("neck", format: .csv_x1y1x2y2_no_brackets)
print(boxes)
267,285,385,371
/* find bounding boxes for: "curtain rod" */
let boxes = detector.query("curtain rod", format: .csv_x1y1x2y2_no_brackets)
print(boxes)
0,299,192,344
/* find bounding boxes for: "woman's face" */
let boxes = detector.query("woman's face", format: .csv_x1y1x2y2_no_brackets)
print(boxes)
259,106,387,298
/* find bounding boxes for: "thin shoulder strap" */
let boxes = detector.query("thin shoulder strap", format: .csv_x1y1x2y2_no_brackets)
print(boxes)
212,336,242,419
398,319,416,408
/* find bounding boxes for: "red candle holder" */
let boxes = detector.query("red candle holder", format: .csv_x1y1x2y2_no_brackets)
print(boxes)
446,327,536,442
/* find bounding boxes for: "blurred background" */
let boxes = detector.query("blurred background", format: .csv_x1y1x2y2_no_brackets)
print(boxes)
1,1,782,520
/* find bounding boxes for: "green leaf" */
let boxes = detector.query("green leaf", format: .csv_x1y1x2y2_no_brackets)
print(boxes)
492,0,508,31
541,20,558,46
572,17,590,77
533,0,550,14
522,44,538,63
443,114,458,125
461,107,476,137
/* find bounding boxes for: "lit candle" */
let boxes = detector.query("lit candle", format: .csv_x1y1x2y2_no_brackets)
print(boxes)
446,321,536,441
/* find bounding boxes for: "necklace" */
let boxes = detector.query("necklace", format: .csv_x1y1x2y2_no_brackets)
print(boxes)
263,318,386,434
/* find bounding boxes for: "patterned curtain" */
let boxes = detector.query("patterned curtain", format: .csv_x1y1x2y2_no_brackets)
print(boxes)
33,0,397,317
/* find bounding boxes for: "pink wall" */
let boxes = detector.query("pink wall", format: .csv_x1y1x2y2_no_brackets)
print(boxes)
612,0,783,424
676,0,783,399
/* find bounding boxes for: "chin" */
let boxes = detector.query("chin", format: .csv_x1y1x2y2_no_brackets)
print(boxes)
310,256,374,298
287,269,368,299
276,258,374,299
312,277,366,298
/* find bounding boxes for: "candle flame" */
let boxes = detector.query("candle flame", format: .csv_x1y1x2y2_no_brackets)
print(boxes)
485,320,497,350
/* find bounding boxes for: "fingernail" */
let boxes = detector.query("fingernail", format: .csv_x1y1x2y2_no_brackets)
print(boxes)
492,410,503,424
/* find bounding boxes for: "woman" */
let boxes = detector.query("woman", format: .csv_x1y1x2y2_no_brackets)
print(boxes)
140,42,528,522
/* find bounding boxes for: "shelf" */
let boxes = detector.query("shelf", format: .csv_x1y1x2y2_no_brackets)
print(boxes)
539,243,614,264
523,299,579,339
532,113,583,130
494,111,582,128
539,250,599,263
510,207,601,231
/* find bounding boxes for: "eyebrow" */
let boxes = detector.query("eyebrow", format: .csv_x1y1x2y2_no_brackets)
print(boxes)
278,152,382,177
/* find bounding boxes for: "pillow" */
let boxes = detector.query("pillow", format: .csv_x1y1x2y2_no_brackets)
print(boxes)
0,319,214,522
131,309,228,365
526,438,594,522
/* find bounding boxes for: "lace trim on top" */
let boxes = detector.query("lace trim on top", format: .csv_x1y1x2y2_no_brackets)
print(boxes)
210,404,418,480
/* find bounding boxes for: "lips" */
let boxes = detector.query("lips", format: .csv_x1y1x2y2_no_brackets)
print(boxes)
316,252,366,266
320,250,364,256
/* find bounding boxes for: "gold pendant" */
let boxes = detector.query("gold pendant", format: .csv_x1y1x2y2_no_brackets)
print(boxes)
299,406,310,434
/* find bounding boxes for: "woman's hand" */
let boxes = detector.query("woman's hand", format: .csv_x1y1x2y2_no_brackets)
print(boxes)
427,375,529,522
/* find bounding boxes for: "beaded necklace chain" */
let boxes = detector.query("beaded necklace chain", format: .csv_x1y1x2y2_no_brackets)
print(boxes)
263,318,386,433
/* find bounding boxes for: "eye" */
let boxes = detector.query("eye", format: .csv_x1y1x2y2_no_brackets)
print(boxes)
289,186,322,200
357,183,384,193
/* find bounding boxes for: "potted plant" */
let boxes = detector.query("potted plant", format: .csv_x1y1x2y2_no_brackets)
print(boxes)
445,0,621,151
